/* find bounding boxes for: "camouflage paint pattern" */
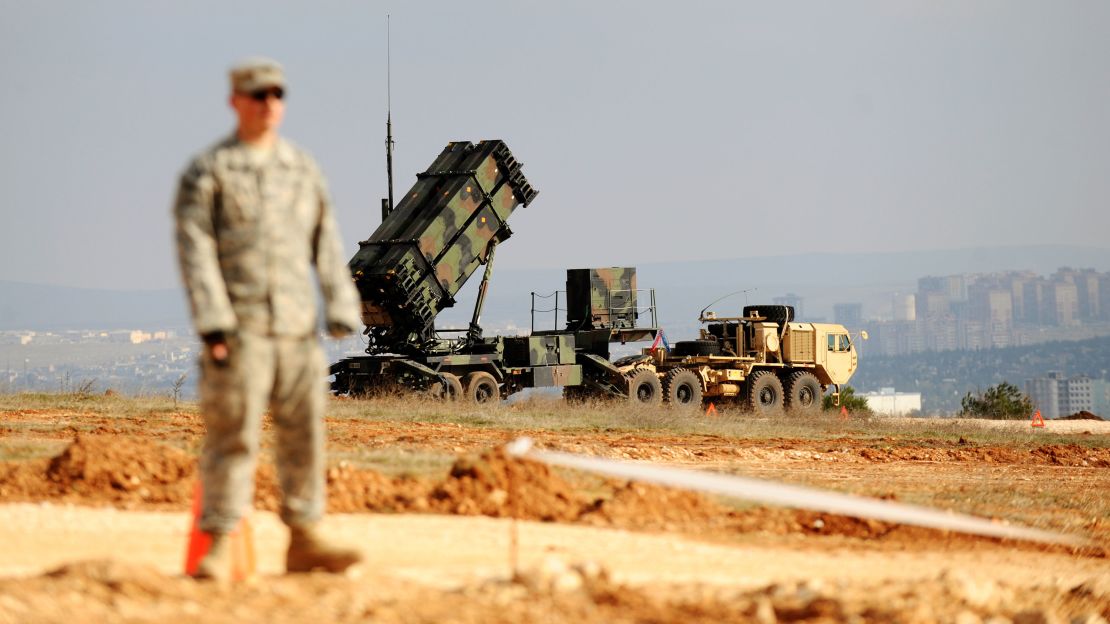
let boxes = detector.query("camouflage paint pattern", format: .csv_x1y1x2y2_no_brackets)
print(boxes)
174,136,361,337
347,140,537,350
566,267,638,330
503,335,576,367
198,332,327,533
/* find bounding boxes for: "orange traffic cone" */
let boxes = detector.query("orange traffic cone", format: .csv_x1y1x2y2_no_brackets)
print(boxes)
1031,410,1045,428
184,481,256,581
840,405,849,420
705,402,718,417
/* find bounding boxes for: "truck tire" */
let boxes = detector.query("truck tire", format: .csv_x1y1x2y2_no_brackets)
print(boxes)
743,305,794,324
663,368,703,409
672,339,721,357
746,370,784,414
462,371,500,404
784,370,822,414
427,373,463,401
626,368,663,406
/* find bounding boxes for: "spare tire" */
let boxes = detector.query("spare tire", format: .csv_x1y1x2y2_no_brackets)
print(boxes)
744,305,794,324
672,339,721,357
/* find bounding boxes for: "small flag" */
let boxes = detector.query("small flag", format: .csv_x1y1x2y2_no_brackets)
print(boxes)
650,329,670,353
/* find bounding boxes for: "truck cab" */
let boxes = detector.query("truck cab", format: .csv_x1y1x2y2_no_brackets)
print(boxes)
810,324,858,386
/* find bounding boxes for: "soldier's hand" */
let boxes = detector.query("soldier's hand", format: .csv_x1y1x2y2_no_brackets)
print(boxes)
327,321,356,338
202,331,231,367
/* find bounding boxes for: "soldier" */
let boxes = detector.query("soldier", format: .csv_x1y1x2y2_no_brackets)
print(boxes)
174,57,363,580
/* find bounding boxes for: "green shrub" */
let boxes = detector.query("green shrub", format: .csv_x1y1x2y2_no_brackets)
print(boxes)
959,382,1034,420
822,385,872,414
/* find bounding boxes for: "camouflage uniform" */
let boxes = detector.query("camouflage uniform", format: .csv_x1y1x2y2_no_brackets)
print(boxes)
174,134,360,534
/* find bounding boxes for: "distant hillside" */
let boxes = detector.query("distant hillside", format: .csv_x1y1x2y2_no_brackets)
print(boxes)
4,243,1109,332
852,334,1110,415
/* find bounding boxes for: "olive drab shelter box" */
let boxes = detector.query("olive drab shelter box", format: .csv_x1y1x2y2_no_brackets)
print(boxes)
565,267,638,331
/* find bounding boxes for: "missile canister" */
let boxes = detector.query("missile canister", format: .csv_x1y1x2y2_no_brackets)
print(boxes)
348,140,537,347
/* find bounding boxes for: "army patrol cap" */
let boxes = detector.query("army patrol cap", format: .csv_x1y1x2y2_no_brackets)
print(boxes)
229,57,286,94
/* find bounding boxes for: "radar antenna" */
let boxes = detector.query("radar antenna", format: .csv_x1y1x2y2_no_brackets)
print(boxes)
382,14,396,222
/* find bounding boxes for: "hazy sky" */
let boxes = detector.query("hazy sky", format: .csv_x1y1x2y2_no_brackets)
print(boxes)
1,1,1108,290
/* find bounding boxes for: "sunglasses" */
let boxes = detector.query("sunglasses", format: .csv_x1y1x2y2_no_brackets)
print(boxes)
248,87,285,102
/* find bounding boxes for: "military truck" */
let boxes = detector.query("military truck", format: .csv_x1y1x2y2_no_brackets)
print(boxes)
329,140,660,403
608,305,862,412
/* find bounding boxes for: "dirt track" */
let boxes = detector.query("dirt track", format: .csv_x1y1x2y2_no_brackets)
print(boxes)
1,401,1108,623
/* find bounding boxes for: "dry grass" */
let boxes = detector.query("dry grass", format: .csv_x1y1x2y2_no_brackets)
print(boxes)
3,390,1106,450
328,394,1110,449
0,391,197,418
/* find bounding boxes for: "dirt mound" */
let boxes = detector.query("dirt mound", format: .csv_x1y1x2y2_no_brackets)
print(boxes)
426,448,582,521
580,480,731,531
255,447,586,522
324,462,432,513
1061,411,1105,421
0,435,196,507
45,434,195,503
859,445,1023,463
1030,444,1110,467
856,443,1110,467
722,507,964,542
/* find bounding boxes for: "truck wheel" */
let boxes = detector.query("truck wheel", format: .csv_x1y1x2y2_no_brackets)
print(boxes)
626,368,663,406
663,368,703,409
746,370,784,414
427,373,463,401
743,305,794,324
672,339,721,357
784,371,822,414
462,371,501,404
330,372,351,396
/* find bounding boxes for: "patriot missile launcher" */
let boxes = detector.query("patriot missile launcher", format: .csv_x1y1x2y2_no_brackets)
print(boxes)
330,140,664,403
348,140,536,355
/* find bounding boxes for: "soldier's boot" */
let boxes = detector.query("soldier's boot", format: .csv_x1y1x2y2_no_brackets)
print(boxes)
192,532,231,582
285,524,362,574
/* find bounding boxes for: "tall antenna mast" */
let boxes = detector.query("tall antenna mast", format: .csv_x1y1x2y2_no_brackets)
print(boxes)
382,14,396,222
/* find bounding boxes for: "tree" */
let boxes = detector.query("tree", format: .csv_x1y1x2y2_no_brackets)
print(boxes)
822,385,872,413
960,381,1033,420
171,373,188,409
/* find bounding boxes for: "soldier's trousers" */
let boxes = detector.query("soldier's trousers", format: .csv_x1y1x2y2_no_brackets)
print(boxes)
197,331,326,533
